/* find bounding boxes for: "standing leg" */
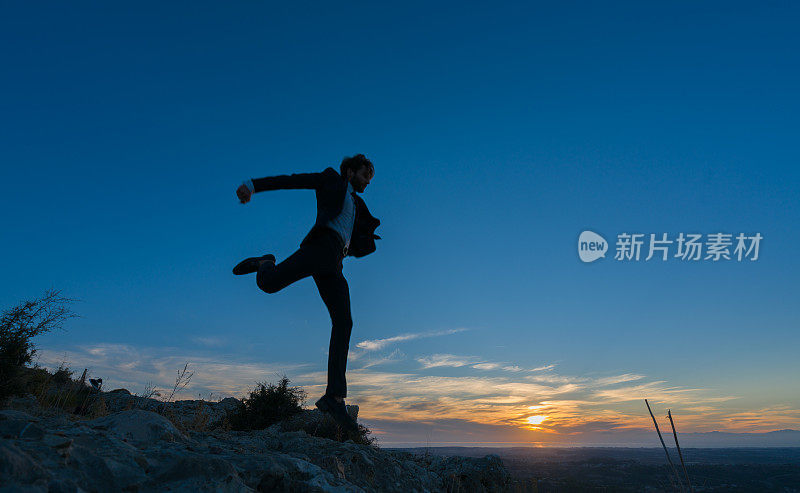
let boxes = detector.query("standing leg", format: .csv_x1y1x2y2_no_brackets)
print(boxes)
314,270,353,398
256,244,321,294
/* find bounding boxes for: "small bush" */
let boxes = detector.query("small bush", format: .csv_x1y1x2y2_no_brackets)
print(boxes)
52,363,74,386
228,376,306,431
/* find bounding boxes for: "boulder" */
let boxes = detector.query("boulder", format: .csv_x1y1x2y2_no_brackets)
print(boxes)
88,409,186,447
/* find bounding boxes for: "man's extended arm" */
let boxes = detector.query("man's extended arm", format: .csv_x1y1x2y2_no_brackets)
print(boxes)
236,169,333,204
251,171,327,192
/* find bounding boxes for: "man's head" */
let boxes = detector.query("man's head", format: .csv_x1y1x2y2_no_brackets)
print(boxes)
340,154,374,193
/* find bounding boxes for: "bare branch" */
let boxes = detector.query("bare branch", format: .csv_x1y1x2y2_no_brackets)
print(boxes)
1,289,78,367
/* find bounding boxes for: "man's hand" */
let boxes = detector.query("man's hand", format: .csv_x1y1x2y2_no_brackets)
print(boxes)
236,184,252,204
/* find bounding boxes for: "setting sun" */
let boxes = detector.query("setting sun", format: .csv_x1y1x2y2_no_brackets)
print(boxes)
527,415,548,426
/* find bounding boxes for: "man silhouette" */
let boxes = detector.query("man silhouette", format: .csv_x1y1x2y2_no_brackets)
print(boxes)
233,154,380,431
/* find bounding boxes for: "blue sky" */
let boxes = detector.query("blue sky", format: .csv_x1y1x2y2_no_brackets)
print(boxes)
2,1,799,446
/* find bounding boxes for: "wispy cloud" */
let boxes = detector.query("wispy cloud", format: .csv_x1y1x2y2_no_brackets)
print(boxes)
417,354,556,373
591,381,703,404
594,373,646,386
355,328,468,351
526,374,587,385
191,336,227,347
358,348,406,369
417,353,477,369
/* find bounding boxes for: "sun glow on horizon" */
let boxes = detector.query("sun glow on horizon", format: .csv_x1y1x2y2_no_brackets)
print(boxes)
527,415,549,426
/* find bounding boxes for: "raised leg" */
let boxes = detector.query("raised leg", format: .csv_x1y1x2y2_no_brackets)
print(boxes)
256,245,318,294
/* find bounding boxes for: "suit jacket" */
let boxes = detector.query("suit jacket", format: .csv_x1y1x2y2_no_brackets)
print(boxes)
251,167,381,258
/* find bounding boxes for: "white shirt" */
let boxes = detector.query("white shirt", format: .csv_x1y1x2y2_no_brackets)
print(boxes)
326,181,356,249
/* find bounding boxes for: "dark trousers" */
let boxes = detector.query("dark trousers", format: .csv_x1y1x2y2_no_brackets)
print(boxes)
255,228,352,398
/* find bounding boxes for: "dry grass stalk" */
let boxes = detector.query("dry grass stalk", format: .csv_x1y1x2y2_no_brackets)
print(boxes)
165,363,193,402
668,409,693,492
645,399,683,492
158,362,193,415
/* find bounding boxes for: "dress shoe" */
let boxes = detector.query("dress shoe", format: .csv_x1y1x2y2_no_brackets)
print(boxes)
315,394,358,431
232,254,275,275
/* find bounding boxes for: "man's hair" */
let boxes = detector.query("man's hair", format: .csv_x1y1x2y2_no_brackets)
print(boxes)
340,154,373,177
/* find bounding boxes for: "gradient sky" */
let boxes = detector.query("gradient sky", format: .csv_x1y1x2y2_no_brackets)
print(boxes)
2,1,799,446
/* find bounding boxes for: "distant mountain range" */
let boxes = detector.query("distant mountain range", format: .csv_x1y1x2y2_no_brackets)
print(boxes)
676,429,800,447
556,428,800,448
381,429,800,448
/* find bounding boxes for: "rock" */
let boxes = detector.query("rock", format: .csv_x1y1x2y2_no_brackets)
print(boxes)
0,441,49,483
108,388,131,395
46,478,81,493
219,397,239,407
0,410,38,422
101,394,239,431
88,409,186,447
432,453,510,491
1,397,515,492
151,453,240,484
0,411,45,440
4,394,39,414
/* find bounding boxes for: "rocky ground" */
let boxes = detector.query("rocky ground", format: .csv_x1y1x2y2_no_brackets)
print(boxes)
0,390,528,492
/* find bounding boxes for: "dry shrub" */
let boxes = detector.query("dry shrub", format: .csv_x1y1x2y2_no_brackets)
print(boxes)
227,376,306,431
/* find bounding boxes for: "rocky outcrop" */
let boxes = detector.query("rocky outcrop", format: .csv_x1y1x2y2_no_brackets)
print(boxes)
0,395,517,492
101,390,241,431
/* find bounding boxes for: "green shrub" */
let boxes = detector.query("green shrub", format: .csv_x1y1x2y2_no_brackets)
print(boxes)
228,376,307,430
